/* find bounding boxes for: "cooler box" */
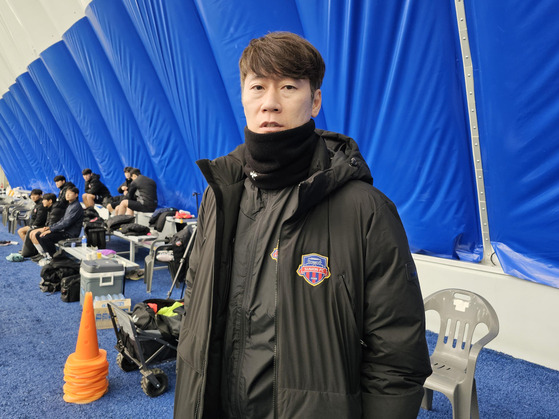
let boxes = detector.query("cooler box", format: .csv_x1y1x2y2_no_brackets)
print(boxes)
80,259,125,304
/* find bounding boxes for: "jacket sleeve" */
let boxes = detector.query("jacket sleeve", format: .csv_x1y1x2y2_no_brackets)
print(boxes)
127,181,137,200
32,204,48,228
117,181,127,194
87,176,104,195
361,199,432,419
183,188,209,312
50,202,82,233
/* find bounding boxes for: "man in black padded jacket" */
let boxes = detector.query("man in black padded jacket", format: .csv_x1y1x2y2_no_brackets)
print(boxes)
174,32,431,419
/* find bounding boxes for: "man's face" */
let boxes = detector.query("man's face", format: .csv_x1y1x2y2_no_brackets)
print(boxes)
42,199,52,208
124,172,131,179
242,73,322,134
83,173,91,182
55,180,65,189
65,189,78,202
31,194,41,203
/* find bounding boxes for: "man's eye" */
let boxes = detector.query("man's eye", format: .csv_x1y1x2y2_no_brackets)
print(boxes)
284,85,296,90
252,85,264,90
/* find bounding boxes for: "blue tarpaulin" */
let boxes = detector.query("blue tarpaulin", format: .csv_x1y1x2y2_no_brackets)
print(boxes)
0,0,557,287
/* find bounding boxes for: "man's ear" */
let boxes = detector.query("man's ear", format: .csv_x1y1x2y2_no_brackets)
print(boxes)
311,89,322,117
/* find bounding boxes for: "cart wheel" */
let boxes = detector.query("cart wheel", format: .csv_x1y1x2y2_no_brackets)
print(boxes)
141,368,168,397
116,353,138,372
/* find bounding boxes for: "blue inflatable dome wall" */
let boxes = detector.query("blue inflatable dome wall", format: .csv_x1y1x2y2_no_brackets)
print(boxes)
0,0,558,288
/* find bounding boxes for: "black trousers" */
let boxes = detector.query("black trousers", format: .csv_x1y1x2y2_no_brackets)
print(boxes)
21,230,38,258
37,231,70,257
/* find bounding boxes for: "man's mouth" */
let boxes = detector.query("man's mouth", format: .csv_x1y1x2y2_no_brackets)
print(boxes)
260,122,283,128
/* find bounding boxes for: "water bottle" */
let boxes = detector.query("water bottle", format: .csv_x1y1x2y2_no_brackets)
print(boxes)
81,235,87,248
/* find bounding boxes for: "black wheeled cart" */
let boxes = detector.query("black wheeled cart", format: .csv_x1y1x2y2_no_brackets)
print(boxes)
107,300,182,397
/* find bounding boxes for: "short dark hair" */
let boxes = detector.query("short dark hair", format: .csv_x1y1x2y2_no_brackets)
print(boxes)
130,168,141,176
54,175,66,182
124,166,133,173
30,189,43,196
82,168,92,175
42,193,56,202
67,186,80,195
239,32,325,96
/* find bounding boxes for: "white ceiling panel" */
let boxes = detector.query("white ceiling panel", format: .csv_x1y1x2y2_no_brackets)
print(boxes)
0,0,87,95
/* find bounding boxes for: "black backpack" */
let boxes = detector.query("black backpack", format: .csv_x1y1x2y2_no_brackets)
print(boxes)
84,220,107,249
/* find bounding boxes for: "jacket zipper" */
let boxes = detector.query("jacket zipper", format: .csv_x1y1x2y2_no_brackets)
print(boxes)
234,200,267,417
273,237,280,419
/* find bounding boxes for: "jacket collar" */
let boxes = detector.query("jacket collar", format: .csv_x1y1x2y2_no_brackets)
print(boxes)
196,129,373,213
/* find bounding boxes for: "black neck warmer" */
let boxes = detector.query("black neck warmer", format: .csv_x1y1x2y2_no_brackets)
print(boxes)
243,119,317,190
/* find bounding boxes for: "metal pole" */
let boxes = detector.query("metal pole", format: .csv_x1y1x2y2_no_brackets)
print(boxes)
453,0,499,267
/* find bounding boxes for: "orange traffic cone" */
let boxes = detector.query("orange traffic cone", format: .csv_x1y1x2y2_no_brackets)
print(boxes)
63,291,109,404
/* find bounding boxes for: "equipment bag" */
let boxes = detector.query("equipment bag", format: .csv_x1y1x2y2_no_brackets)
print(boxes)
85,227,106,249
60,274,81,302
131,298,185,339
39,251,81,293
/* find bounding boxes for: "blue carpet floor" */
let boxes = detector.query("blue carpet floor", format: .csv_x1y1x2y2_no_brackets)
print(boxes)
1,223,558,418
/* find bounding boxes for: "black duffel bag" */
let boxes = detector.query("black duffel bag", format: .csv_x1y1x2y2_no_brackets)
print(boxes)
60,274,81,302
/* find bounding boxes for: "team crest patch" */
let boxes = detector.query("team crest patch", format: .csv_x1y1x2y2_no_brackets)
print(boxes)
297,253,330,286
270,247,278,261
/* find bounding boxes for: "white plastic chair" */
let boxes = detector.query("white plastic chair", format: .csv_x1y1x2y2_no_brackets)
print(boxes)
421,288,499,419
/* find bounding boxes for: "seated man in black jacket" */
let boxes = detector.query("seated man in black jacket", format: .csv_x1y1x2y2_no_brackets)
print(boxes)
114,168,158,215
36,187,84,261
106,166,133,213
17,189,46,241
22,193,60,258
82,168,111,208
53,175,76,214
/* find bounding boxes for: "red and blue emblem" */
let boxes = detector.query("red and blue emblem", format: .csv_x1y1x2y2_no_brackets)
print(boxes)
297,253,330,286
270,247,279,261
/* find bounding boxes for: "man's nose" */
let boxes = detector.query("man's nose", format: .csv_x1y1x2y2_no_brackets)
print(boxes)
261,90,281,112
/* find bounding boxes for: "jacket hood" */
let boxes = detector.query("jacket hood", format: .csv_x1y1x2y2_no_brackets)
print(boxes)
302,129,373,195
197,128,373,216
60,181,76,189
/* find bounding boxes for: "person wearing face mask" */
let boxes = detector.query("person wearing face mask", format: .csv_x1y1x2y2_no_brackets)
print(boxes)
174,32,431,419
